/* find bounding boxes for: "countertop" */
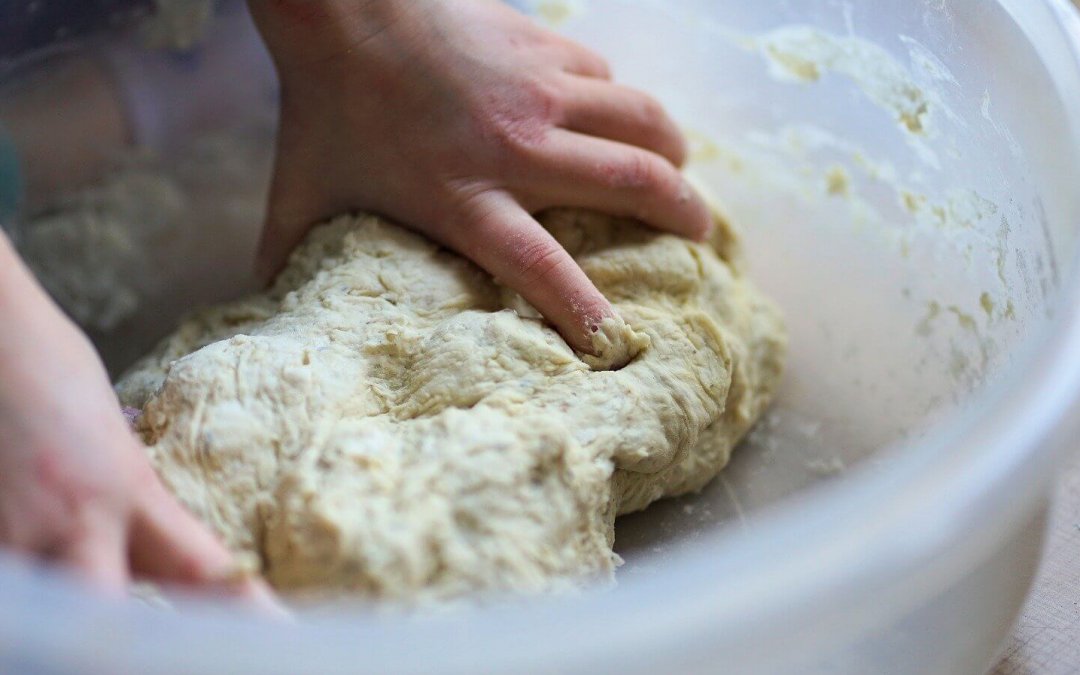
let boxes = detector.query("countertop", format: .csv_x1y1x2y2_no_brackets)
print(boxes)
993,453,1080,674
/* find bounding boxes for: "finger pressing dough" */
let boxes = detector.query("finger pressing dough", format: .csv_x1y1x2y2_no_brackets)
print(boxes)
117,209,786,602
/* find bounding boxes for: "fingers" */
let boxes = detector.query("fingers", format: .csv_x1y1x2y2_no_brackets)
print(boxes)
447,191,614,354
552,38,612,80
0,492,129,591
128,474,235,584
559,78,686,166
59,509,129,591
234,577,291,618
520,129,713,240
128,472,282,610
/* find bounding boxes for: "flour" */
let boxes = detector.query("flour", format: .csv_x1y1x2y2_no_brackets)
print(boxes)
117,209,785,602
752,27,937,137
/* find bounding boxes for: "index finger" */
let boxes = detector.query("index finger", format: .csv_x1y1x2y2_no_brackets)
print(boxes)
129,469,287,616
447,191,630,366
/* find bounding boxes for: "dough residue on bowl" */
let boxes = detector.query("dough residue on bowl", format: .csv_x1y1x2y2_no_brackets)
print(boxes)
117,209,786,603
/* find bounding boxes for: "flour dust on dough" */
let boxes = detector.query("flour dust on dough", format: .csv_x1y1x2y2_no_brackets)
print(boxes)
117,209,786,602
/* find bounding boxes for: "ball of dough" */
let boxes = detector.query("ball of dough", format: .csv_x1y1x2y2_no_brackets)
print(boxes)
117,209,785,602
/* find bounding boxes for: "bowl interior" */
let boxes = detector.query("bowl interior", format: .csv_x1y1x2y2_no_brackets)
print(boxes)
4,0,1079,586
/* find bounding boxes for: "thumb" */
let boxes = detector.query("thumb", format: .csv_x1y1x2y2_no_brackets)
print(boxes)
255,136,333,285
128,473,285,615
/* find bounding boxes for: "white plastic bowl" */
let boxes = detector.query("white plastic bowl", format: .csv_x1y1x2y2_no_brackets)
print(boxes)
3,1,1080,673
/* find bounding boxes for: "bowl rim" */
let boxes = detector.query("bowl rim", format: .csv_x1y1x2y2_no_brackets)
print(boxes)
4,0,1080,672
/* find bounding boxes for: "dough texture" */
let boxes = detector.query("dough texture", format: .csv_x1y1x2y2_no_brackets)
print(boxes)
117,209,785,602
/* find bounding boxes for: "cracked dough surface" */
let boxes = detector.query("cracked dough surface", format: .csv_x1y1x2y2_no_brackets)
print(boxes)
117,209,785,602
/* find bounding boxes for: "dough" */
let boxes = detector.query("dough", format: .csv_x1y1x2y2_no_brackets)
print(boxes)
117,209,785,602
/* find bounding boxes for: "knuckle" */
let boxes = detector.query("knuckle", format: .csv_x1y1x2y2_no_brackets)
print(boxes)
480,81,562,155
562,38,610,77
580,51,611,78
529,78,564,114
591,55,613,78
636,95,667,128
34,450,105,510
448,188,500,241
600,152,669,192
512,237,571,289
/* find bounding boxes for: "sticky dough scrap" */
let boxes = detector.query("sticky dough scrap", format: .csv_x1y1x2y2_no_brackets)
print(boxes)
117,209,786,602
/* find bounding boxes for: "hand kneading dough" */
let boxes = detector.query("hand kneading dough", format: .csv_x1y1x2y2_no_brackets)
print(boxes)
117,209,786,601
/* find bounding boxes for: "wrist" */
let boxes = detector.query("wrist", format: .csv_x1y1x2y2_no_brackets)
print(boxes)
247,0,422,73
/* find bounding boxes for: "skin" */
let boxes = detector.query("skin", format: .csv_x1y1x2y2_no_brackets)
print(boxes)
0,232,277,607
0,0,705,592
248,0,712,353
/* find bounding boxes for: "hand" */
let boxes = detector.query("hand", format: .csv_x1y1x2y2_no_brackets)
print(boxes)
0,233,276,607
249,0,712,354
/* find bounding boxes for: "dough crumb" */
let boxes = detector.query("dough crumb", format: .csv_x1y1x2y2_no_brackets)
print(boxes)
582,315,650,371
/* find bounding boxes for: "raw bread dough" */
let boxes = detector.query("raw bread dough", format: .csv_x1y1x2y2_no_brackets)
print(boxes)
117,209,785,602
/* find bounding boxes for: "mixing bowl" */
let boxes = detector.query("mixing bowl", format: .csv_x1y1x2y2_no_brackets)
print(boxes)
2,0,1080,672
